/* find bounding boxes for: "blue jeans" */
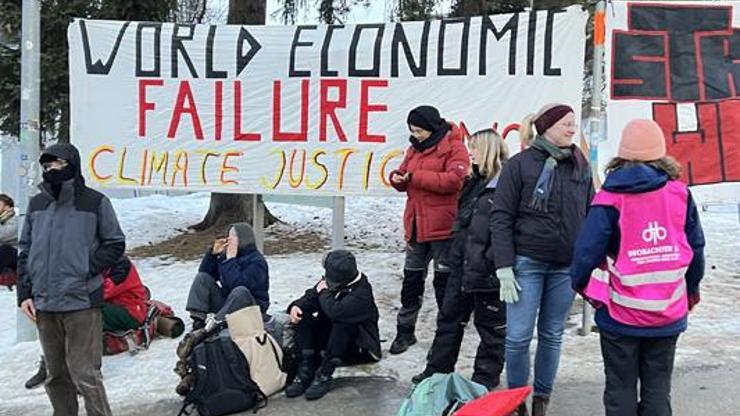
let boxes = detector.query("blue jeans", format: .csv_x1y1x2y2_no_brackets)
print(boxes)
506,255,575,396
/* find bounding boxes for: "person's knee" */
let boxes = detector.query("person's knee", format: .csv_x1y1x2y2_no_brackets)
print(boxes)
506,326,534,349
193,272,216,287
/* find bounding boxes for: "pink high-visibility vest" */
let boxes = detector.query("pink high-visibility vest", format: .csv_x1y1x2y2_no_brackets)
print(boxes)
584,180,693,327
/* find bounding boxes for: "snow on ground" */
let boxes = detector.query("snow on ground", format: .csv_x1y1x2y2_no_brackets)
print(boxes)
0,193,738,414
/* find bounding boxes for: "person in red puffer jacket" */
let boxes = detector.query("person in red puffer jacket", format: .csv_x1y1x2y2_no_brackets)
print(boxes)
102,256,148,332
388,105,469,355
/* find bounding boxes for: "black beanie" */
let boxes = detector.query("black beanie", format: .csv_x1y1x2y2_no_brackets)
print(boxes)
323,250,358,291
407,105,446,133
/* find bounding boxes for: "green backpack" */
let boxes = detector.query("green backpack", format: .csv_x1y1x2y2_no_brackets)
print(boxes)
397,373,489,416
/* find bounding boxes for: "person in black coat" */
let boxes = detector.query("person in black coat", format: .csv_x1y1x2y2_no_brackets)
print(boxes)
285,250,381,401
412,129,509,390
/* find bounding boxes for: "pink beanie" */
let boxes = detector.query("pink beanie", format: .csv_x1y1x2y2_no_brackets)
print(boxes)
618,119,666,161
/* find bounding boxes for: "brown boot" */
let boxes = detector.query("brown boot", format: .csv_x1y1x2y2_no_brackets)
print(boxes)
175,374,194,396
176,328,208,359
532,395,549,416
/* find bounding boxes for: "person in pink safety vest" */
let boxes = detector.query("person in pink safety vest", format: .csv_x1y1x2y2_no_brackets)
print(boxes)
571,119,705,416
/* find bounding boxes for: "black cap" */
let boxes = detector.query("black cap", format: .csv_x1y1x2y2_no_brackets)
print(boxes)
323,250,358,291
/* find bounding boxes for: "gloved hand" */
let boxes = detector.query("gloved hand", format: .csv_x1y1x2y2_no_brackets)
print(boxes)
497,267,521,303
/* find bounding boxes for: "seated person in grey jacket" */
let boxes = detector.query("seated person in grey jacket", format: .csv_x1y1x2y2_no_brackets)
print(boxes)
285,250,381,401
0,193,18,280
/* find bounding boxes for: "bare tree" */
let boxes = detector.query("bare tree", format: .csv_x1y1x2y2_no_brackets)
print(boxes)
191,0,278,231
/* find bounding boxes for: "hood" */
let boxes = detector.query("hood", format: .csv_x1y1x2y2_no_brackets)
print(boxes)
40,143,83,179
603,164,669,194
229,222,256,250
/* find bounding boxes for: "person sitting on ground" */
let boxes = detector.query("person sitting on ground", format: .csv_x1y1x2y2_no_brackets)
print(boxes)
102,256,149,332
0,193,18,290
174,223,270,395
284,249,381,401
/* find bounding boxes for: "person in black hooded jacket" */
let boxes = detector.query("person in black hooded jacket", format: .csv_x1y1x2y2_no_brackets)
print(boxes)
411,129,509,390
284,250,381,401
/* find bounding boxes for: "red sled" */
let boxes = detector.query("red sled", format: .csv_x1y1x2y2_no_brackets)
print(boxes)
454,386,533,416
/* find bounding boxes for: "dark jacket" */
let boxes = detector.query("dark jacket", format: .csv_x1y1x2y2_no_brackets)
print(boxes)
199,245,270,314
446,174,500,293
390,123,469,243
490,145,594,268
17,143,126,311
571,164,705,337
288,274,381,360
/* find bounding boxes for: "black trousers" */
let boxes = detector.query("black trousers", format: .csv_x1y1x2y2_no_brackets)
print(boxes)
294,311,375,365
424,270,506,388
600,329,679,416
0,244,17,273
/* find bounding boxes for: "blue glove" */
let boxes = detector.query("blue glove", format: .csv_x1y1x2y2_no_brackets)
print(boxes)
497,267,521,304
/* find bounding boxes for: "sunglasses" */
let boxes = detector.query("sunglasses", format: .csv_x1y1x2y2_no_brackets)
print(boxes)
41,159,69,172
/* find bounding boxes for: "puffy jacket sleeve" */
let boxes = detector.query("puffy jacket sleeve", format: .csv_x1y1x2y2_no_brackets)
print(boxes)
409,140,469,195
489,158,522,269
89,197,126,277
570,205,618,294
103,258,134,301
288,286,320,315
16,213,32,306
198,249,220,279
684,191,705,300
389,148,412,192
219,256,270,310
318,286,376,324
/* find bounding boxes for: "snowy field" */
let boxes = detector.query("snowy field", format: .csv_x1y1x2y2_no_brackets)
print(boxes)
0,193,738,415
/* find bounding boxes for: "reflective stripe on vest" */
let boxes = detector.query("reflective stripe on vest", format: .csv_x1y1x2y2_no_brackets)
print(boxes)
611,279,686,312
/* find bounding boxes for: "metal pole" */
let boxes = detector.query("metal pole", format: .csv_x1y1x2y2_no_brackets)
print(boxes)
16,0,41,344
580,0,606,337
252,194,265,253
331,196,345,250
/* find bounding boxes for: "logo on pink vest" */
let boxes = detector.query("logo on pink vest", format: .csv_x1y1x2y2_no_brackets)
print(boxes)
584,181,693,327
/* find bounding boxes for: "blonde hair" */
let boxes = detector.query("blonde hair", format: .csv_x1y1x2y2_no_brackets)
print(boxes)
469,129,509,181
605,156,682,180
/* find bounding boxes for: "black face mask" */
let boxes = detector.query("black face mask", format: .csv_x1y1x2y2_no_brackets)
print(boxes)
42,165,76,185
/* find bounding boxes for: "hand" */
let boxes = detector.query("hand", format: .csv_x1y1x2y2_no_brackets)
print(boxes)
212,238,228,255
225,241,238,259
20,299,36,322
688,293,700,312
316,279,328,292
289,305,303,324
391,172,406,184
497,267,521,304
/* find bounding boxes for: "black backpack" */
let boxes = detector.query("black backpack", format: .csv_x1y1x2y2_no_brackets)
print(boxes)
179,336,267,416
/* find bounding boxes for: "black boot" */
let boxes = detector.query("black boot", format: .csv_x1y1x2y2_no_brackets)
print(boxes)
304,357,341,400
511,403,529,416
390,326,417,355
285,350,317,398
25,357,47,389
532,395,549,416
411,367,435,384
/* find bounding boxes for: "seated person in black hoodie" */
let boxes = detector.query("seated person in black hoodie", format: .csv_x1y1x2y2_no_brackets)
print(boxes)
285,249,381,401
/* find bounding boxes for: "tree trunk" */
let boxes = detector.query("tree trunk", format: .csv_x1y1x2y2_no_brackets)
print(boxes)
192,0,275,231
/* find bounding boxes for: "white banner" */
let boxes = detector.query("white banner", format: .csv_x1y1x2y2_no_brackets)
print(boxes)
604,1,740,204
69,7,587,196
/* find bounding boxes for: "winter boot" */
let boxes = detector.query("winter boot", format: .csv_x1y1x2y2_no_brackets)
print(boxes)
532,395,549,416
175,374,194,396
389,326,417,355
176,328,208,359
190,313,206,331
411,367,435,384
173,358,189,378
304,357,341,400
510,403,529,416
285,350,317,398
25,357,47,389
